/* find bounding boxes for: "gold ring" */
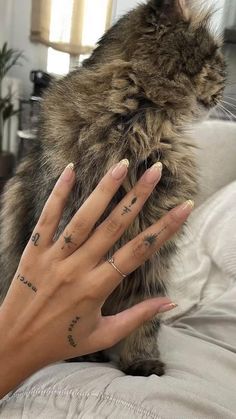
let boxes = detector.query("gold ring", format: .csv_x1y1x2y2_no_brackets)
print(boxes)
107,257,127,278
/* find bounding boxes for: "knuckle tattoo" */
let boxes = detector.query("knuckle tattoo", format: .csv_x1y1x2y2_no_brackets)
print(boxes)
61,233,77,250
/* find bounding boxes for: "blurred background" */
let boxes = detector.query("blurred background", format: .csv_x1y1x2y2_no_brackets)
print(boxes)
0,0,235,191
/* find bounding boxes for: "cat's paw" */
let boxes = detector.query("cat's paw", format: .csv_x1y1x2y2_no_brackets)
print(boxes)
121,359,165,377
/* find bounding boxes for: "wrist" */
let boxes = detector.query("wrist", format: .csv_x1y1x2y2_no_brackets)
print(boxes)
0,307,45,399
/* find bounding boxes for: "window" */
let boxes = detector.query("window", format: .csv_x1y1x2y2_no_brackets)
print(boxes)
47,48,70,75
46,0,113,75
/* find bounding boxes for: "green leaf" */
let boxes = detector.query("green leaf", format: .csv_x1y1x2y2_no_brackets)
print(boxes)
0,43,24,81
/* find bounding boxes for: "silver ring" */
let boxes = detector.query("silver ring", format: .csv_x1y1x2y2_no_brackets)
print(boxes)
107,257,127,278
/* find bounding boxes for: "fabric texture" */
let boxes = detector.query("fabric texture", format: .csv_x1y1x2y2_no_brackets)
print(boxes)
30,0,113,56
163,179,236,322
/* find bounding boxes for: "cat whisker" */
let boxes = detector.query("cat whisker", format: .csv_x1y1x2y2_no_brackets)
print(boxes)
224,95,236,103
216,104,231,121
218,104,236,121
215,107,223,120
221,100,236,110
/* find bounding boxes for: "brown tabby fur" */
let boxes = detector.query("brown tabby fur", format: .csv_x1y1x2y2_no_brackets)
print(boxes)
0,0,225,376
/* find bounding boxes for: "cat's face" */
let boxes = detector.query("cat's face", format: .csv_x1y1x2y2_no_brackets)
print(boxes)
87,0,226,119
131,0,226,117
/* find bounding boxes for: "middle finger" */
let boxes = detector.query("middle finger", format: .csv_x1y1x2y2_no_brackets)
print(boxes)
74,161,163,269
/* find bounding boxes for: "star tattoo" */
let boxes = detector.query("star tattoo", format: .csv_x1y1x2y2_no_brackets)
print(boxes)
61,234,77,250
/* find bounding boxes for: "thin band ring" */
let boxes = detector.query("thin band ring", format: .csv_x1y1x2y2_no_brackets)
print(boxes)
107,257,128,278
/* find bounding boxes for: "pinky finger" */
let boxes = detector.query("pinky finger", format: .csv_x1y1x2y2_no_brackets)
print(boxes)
96,297,178,349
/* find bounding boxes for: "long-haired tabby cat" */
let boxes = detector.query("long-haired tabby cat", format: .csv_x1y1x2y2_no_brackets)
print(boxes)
0,0,225,376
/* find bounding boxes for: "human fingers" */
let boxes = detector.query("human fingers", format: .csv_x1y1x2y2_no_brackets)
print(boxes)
71,162,163,269
7,164,76,311
27,164,75,249
89,297,178,350
53,159,129,257
91,200,194,300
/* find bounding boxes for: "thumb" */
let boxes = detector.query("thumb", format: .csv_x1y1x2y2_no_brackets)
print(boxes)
98,297,178,349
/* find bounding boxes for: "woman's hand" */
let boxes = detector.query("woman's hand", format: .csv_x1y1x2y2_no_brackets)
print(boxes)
0,159,193,398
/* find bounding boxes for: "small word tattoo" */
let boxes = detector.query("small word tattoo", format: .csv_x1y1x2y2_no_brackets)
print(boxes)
17,274,37,293
144,224,169,247
67,316,80,348
122,196,137,215
32,233,40,246
61,234,77,250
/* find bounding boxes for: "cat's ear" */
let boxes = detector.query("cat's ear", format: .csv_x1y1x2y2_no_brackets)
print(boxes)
148,0,190,24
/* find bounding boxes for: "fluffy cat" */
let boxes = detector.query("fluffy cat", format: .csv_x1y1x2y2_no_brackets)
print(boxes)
0,0,225,376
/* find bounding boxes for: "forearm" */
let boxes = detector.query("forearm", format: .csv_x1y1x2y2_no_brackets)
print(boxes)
0,308,45,399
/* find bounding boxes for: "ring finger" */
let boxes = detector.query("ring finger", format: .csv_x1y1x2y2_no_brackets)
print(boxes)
91,200,194,300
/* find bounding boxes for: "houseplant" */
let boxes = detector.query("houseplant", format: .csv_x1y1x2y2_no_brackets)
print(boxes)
0,42,23,191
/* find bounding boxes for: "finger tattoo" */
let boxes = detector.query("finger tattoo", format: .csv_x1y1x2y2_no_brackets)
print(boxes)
61,234,77,250
122,196,137,215
32,233,40,246
17,274,37,293
143,224,169,248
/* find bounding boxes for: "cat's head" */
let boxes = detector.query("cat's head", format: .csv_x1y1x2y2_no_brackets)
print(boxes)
132,0,226,117
86,0,226,120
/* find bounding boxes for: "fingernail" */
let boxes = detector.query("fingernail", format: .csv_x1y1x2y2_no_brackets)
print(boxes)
61,163,74,182
172,200,195,219
142,162,162,185
159,303,178,313
112,159,129,180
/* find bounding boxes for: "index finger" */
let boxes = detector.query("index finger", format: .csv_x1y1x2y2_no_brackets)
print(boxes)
29,159,130,250
28,163,76,248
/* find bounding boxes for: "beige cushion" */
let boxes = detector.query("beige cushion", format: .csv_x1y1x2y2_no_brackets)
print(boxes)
192,120,236,206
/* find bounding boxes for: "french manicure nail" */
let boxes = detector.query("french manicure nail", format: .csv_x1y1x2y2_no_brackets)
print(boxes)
159,303,178,313
143,162,163,185
172,200,195,219
61,163,74,182
112,159,129,180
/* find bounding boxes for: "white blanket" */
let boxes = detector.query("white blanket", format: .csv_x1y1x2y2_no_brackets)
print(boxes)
165,180,236,322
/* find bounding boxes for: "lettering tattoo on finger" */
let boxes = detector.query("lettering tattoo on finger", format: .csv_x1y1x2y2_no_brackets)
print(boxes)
17,274,37,293
122,196,137,215
67,316,80,347
61,234,77,250
32,233,40,246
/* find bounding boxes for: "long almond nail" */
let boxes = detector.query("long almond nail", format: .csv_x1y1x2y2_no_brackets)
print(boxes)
142,162,163,185
159,303,178,313
61,163,74,182
112,159,129,180
172,200,194,219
